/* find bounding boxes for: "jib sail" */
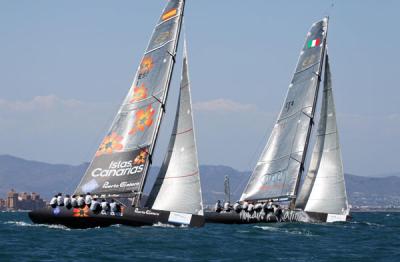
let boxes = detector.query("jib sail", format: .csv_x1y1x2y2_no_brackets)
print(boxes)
296,55,349,215
146,40,203,215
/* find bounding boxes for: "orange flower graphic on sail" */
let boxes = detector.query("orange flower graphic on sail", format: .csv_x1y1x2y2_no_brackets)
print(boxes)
138,56,153,79
129,105,155,135
73,206,89,217
134,148,149,165
130,84,148,103
96,132,124,156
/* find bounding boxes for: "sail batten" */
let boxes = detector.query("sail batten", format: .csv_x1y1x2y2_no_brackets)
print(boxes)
147,39,203,216
74,0,185,199
240,18,329,202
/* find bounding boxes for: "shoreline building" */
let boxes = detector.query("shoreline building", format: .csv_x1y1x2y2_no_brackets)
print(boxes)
4,189,46,211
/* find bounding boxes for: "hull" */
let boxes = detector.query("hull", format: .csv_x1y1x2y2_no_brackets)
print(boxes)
28,206,204,229
205,209,350,224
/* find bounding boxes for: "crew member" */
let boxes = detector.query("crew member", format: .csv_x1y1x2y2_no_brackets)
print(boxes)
49,195,57,208
242,201,249,211
90,198,100,212
254,202,263,212
56,193,64,206
110,199,118,214
223,201,231,212
247,202,254,213
101,199,109,213
64,194,72,209
85,192,92,207
77,194,85,208
71,195,78,208
214,200,222,213
233,201,241,213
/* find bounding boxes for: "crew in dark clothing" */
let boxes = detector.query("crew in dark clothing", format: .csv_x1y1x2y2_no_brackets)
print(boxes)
90,198,100,212
57,193,64,206
64,194,72,209
71,195,78,208
50,195,57,208
215,200,222,213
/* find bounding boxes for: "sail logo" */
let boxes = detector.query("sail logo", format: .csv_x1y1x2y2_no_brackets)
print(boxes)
91,160,144,178
138,56,153,79
102,181,139,189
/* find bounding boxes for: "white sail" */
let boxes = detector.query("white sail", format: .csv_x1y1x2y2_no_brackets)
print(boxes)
296,55,349,216
147,39,203,216
241,18,329,202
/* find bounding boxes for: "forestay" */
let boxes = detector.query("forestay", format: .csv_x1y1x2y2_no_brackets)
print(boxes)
147,40,203,215
241,18,329,202
75,0,185,198
296,55,349,215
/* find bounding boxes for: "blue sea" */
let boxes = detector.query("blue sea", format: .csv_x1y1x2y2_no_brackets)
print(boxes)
0,212,399,262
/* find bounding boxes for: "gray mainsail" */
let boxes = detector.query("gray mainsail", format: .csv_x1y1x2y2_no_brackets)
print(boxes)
75,0,185,199
296,55,349,215
241,18,329,202
147,40,203,215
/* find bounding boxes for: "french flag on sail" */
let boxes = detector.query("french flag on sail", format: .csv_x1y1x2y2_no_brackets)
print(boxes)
307,38,321,48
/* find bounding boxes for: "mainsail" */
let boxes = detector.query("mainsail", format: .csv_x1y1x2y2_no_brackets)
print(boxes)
75,0,185,199
296,55,349,215
241,18,329,202
146,40,203,215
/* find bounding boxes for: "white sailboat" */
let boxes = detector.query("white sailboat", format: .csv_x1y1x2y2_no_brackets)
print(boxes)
206,17,350,224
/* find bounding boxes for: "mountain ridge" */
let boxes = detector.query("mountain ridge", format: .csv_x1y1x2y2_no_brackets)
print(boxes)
1,155,399,207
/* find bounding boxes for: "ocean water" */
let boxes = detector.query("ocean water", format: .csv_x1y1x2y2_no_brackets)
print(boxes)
0,212,399,262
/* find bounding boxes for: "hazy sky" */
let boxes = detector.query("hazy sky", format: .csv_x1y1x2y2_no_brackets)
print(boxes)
0,0,399,176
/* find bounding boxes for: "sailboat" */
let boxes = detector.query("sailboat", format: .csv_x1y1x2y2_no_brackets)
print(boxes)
29,0,205,228
205,17,350,224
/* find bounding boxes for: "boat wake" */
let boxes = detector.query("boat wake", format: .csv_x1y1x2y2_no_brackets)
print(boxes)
4,221,71,231
348,221,384,228
254,225,315,237
151,222,189,228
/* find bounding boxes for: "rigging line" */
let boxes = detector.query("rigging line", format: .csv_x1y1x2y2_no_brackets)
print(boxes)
231,123,272,197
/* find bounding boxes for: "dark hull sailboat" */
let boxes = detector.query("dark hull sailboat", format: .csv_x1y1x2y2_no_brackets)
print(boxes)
205,209,350,224
29,0,205,228
29,206,204,229
206,17,350,224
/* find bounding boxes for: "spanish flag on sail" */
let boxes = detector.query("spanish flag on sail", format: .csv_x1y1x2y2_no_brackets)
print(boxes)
162,8,177,21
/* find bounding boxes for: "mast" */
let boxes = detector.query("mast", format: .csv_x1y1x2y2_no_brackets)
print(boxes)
74,0,186,203
146,38,204,215
224,175,231,203
240,17,329,204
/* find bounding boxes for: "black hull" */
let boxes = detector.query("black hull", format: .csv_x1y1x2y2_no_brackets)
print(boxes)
29,206,204,229
205,209,350,224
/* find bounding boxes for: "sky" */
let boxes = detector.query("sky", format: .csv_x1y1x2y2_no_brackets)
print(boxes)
0,0,399,176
